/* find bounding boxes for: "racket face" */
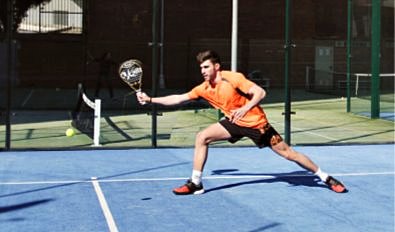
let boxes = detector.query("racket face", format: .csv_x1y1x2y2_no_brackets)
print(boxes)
119,59,143,91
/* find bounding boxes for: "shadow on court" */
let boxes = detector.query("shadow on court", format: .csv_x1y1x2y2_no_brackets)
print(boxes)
206,170,332,193
0,199,54,213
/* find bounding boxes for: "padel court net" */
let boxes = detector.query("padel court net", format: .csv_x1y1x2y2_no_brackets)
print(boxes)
71,83,101,146
305,67,394,120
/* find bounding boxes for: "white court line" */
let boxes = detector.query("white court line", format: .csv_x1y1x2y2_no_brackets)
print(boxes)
0,172,393,185
91,177,119,232
0,180,92,185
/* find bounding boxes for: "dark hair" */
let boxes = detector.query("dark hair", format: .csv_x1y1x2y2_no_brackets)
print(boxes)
196,50,221,65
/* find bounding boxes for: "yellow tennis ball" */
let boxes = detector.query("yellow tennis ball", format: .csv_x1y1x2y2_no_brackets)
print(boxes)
66,128,75,137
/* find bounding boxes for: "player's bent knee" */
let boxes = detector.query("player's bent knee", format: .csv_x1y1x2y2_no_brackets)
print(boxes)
195,131,210,145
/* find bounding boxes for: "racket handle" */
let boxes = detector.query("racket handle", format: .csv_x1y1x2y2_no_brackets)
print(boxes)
136,90,147,105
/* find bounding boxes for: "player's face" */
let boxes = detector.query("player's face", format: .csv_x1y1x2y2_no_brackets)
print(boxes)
200,60,219,82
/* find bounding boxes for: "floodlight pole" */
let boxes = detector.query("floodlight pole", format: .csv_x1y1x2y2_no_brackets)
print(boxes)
231,0,238,71
5,0,14,150
283,0,293,144
370,0,381,118
151,0,160,147
159,0,165,89
346,0,352,113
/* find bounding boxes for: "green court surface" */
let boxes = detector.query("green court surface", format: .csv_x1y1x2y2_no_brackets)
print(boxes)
0,88,393,150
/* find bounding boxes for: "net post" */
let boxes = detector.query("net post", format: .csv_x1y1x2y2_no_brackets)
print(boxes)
93,99,101,147
355,74,359,97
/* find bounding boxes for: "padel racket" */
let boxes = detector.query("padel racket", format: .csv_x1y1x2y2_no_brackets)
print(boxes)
118,59,146,104
118,59,143,92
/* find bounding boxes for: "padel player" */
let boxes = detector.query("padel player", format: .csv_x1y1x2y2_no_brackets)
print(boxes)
136,50,346,195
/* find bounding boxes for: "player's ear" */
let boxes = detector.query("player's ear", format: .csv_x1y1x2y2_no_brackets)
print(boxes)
214,63,221,71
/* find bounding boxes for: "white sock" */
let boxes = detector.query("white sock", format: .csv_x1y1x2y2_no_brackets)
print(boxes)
315,168,329,182
191,170,202,185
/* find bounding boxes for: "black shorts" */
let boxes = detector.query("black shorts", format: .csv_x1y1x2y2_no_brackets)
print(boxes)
219,118,283,148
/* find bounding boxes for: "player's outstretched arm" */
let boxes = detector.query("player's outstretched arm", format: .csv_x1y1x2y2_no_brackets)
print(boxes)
137,92,190,106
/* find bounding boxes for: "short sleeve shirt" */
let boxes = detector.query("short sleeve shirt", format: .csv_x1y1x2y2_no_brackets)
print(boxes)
187,71,268,128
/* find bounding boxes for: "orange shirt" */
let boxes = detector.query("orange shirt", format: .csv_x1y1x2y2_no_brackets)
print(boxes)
187,71,268,128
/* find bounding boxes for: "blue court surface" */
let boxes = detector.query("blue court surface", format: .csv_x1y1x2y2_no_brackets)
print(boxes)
358,112,395,121
0,144,394,232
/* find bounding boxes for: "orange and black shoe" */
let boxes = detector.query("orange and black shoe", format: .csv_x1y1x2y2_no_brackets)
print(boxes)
172,179,205,195
325,176,347,193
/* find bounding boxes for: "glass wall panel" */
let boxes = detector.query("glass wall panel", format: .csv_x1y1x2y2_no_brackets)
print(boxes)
1,0,393,149
350,0,394,118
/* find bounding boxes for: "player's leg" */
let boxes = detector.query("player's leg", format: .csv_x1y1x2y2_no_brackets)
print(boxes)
105,75,114,98
95,75,102,97
193,122,231,171
172,122,231,195
271,141,346,193
271,141,318,172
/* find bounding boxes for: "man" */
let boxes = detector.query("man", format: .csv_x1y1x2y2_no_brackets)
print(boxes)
137,50,346,195
89,51,116,99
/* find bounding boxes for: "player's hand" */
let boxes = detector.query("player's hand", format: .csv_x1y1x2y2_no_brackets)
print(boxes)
136,91,150,105
230,107,248,123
